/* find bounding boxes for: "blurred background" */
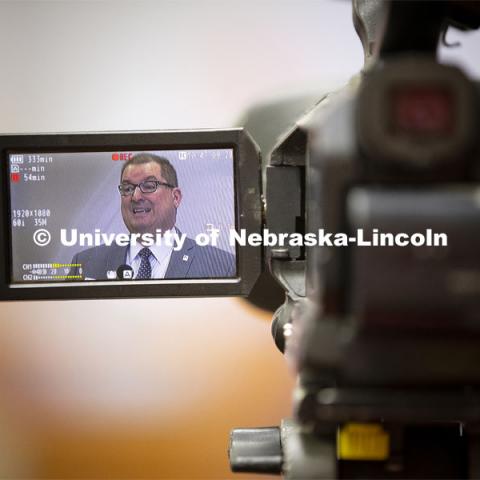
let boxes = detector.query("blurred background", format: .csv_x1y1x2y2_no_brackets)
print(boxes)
0,1,478,478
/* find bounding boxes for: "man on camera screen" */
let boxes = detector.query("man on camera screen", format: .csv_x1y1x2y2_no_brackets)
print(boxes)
70,153,235,280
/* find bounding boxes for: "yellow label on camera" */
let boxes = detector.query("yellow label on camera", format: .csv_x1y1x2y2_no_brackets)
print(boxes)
337,423,389,461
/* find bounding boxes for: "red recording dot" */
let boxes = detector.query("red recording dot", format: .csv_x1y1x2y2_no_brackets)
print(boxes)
10,172,20,183
112,153,120,161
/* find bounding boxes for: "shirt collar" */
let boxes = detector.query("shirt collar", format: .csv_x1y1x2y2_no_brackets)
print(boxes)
129,227,176,262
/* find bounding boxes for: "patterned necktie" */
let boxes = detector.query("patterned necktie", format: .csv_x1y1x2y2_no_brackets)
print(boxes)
137,247,152,279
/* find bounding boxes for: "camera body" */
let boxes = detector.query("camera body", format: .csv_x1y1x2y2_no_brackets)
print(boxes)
230,2,480,478
299,56,480,392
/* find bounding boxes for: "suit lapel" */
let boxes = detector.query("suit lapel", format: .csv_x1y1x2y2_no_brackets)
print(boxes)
165,234,196,278
105,245,128,277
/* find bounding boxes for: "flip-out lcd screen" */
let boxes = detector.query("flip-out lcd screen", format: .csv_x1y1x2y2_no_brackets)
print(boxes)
8,148,236,284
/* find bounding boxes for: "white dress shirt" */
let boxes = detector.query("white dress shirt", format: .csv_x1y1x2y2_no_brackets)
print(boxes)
126,228,175,279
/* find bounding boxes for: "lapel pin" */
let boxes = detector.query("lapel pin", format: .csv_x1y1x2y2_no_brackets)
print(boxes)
182,255,189,262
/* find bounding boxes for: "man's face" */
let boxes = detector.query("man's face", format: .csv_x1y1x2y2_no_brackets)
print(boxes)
120,161,182,235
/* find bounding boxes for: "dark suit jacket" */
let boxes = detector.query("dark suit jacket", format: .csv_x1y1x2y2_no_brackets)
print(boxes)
70,236,235,280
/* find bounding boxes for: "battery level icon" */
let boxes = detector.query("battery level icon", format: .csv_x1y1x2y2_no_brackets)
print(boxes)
10,155,24,164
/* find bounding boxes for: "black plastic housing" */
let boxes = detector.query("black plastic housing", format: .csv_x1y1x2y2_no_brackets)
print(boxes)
0,128,262,300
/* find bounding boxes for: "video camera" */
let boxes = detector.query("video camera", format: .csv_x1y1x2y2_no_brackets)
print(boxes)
1,1,480,478
228,1,480,478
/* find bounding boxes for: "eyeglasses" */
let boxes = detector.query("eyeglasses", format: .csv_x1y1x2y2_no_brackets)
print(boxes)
118,180,174,196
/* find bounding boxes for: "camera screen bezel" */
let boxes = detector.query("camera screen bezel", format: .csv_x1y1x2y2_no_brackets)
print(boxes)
0,128,262,300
